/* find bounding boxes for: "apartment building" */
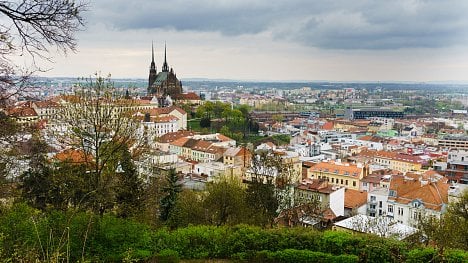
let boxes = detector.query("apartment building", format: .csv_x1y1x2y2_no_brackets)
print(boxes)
307,161,368,190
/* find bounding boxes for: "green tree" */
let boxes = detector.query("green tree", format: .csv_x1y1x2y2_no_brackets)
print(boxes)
245,178,278,227
57,75,142,215
204,175,247,226
418,190,468,254
200,116,211,128
167,190,206,228
159,169,182,222
115,145,145,218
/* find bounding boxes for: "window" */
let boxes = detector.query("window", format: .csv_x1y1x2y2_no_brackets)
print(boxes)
345,180,348,185
370,196,376,201
379,201,383,208
388,205,393,213
398,208,404,216
353,181,356,187
341,179,343,184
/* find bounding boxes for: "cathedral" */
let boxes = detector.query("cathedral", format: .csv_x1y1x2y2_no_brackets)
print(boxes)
147,43,183,101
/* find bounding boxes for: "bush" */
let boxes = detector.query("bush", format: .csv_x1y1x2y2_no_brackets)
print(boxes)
87,215,152,261
444,249,468,263
153,249,180,263
251,249,358,263
406,248,438,263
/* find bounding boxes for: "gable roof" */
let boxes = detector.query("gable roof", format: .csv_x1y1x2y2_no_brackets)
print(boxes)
389,175,449,211
159,131,195,143
311,161,362,178
344,189,368,209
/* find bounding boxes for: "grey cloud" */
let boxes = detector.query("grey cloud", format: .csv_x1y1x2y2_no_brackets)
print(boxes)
87,0,468,50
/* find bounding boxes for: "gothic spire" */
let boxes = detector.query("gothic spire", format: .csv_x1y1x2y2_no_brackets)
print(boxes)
150,41,156,71
162,43,169,72
151,41,154,63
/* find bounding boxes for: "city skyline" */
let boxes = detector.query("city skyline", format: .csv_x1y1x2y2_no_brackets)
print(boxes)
14,0,468,82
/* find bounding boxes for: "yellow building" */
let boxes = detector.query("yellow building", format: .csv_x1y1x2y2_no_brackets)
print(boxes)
360,150,424,173
307,161,368,190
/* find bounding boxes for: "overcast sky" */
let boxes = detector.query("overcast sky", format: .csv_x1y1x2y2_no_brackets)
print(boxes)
29,0,468,82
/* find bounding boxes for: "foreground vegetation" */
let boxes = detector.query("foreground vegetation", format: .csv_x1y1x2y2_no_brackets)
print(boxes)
0,203,467,262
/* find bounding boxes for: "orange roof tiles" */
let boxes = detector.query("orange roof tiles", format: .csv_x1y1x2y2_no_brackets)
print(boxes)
145,106,186,116
216,134,234,142
55,149,91,164
171,137,190,147
311,161,362,178
172,92,201,100
33,100,61,108
297,179,336,194
389,175,448,211
359,150,424,164
159,131,195,143
321,121,334,130
7,106,38,117
344,189,368,209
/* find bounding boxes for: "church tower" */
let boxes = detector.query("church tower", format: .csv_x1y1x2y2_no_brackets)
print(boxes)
162,44,169,72
147,43,183,105
148,42,157,94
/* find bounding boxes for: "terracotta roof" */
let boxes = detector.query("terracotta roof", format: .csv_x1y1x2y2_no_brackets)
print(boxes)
159,131,195,143
7,106,38,117
33,100,61,108
321,208,337,221
192,140,213,152
358,135,382,143
361,173,385,184
388,175,449,211
344,189,368,209
297,178,336,194
172,92,201,100
311,161,362,178
216,133,234,142
359,150,424,164
321,121,334,130
183,138,199,148
55,149,91,164
205,145,226,155
145,106,187,116
171,137,190,147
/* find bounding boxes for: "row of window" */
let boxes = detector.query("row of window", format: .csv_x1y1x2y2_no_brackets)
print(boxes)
316,175,357,187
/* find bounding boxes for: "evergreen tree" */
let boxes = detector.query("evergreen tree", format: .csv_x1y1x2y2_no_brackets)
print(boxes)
159,169,182,222
115,146,145,218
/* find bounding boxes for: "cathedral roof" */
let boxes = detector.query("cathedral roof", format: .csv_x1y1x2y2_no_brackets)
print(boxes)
153,72,169,86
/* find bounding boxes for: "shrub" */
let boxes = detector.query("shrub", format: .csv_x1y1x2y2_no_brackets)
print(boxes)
406,248,438,263
444,249,468,263
153,249,180,263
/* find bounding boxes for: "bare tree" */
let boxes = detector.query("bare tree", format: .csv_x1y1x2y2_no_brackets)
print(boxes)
56,75,144,214
0,0,87,105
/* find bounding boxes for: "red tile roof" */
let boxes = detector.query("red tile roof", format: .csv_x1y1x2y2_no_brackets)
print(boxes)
344,189,367,209
7,106,38,117
159,131,195,143
172,92,201,100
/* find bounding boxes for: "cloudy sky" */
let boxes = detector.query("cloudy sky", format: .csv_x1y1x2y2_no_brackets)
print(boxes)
32,0,468,81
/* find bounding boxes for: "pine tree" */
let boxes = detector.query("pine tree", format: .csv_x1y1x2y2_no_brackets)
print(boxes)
116,146,145,218
159,169,182,222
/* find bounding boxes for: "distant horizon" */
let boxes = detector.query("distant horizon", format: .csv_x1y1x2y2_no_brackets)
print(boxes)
34,75,468,85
